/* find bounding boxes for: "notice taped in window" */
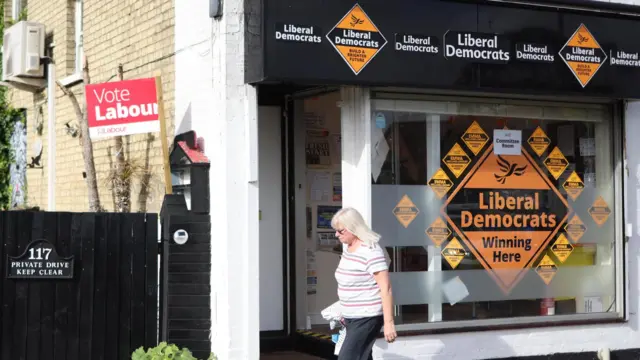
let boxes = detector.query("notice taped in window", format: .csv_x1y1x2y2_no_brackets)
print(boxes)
428,168,453,199
535,254,558,285
306,130,331,168
443,143,471,178
441,237,466,269
527,126,551,157
551,233,574,263
462,121,489,156
565,214,587,243
393,194,420,228
543,147,569,180
326,4,387,75
563,171,585,201
559,24,607,88
426,217,451,247
588,196,611,227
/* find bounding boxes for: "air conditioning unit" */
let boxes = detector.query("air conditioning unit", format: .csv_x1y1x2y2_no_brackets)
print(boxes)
1,21,46,91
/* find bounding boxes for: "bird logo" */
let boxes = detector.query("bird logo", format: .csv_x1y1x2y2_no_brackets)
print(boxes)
494,155,527,184
350,14,364,27
576,33,589,45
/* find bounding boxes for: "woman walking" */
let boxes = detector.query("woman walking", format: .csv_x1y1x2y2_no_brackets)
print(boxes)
332,207,397,360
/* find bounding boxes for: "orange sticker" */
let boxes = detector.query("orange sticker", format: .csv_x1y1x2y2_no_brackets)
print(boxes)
392,195,419,228
441,237,465,269
588,196,611,227
426,217,451,247
442,144,569,294
565,214,587,243
551,233,574,263
535,254,558,285
527,126,551,157
326,4,387,75
443,143,471,178
563,171,585,201
428,168,453,199
461,121,489,156
559,24,607,88
543,147,569,180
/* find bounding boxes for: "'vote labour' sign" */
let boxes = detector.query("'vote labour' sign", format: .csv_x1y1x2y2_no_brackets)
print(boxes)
85,78,160,139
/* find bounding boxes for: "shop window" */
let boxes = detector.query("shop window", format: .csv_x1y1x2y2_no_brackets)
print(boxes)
370,95,622,329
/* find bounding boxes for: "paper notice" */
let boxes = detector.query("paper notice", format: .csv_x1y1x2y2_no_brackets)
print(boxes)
443,276,470,305
371,128,389,182
308,171,331,202
584,296,603,313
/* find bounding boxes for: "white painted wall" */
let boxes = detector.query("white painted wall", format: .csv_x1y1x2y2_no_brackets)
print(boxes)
335,89,640,359
174,0,213,139
175,0,260,359
258,106,284,332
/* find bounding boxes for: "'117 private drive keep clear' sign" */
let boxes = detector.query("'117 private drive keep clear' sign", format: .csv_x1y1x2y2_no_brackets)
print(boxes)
6,239,74,279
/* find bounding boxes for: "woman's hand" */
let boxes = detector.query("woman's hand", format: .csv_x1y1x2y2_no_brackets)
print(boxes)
384,320,397,343
373,269,397,343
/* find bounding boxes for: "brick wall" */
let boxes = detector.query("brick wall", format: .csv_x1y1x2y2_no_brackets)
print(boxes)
6,0,174,213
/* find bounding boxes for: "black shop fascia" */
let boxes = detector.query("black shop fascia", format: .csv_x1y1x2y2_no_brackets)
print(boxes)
247,0,640,99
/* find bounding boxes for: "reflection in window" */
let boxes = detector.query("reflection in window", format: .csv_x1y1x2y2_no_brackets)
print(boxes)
371,99,618,327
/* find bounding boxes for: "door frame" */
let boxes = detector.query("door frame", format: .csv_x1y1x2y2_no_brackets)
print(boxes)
257,94,291,352
258,85,340,358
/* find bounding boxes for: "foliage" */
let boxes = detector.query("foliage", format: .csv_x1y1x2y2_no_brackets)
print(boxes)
104,133,161,212
131,342,217,360
0,4,28,209
103,153,149,212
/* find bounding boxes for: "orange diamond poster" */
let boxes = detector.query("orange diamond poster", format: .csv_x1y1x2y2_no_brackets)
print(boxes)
462,121,489,156
326,4,387,75
558,24,607,88
442,144,570,294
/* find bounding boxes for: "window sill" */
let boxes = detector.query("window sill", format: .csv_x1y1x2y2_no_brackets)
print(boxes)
58,72,83,87
387,314,625,338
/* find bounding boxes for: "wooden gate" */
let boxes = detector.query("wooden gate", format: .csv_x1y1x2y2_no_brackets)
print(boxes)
0,211,159,360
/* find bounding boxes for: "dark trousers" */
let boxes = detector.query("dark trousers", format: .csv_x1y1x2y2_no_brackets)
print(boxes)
338,315,384,360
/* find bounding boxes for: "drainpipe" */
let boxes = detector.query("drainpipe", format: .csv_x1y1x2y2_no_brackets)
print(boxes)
47,43,55,211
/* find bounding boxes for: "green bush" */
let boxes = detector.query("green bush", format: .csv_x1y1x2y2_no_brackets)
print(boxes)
132,342,217,360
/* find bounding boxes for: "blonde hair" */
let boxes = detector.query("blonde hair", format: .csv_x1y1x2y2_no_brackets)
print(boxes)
331,207,381,247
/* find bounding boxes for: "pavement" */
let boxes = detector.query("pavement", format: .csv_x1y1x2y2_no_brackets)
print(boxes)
260,351,326,359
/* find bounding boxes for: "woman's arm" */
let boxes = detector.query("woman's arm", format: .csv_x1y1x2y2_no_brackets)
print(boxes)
373,270,397,342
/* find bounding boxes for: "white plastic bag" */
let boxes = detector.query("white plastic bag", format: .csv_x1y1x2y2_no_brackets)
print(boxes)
322,301,346,355
321,301,343,330
334,327,346,355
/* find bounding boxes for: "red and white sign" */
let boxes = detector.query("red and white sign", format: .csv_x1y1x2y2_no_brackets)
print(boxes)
85,78,160,139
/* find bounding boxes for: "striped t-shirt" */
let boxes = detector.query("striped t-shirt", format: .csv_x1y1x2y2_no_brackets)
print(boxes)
335,243,389,318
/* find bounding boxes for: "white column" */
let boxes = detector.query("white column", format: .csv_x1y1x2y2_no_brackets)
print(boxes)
176,0,260,359
340,86,372,222
426,116,442,322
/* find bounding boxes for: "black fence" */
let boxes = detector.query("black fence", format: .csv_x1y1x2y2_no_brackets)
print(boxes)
0,211,159,360
160,212,211,359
